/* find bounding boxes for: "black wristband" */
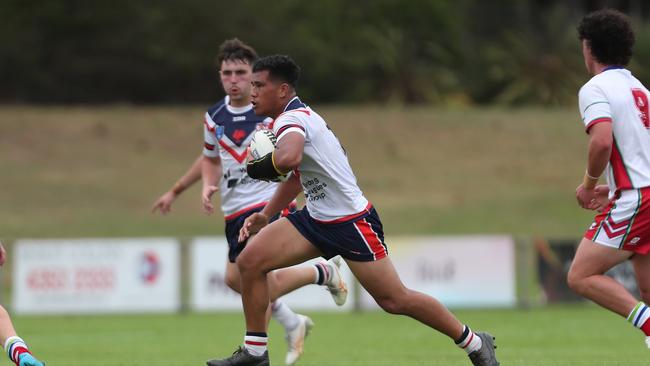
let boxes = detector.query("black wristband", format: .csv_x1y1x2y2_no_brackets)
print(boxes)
247,152,282,181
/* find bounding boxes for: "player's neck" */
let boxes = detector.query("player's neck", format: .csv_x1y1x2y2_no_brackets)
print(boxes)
229,98,252,108
269,95,298,118
591,62,614,76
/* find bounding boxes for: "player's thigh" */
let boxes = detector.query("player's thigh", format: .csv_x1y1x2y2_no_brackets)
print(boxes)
569,238,633,279
346,256,407,300
238,217,322,272
632,253,650,297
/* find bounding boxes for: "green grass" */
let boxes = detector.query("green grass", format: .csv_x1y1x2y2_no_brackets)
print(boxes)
0,105,594,240
8,304,649,366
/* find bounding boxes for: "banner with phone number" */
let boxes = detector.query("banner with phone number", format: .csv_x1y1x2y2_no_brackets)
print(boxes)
13,238,180,314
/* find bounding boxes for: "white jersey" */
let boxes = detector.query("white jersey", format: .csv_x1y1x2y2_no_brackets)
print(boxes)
272,97,369,222
579,68,650,192
202,96,278,219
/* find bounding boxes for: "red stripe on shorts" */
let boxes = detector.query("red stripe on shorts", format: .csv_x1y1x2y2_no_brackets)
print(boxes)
622,188,650,254
355,219,387,260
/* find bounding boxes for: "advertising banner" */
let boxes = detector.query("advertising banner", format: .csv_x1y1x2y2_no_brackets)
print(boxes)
13,238,180,314
359,236,516,309
190,237,355,311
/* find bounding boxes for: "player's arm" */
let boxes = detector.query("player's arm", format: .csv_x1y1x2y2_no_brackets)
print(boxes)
261,173,303,217
201,155,223,214
272,132,305,173
576,122,612,209
151,155,203,214
247,118,305,181
238,173,302,242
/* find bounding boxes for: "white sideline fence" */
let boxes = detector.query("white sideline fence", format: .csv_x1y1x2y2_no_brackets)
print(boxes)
11,236,516,314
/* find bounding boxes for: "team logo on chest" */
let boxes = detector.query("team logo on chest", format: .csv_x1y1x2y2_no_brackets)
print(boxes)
232,129,247,144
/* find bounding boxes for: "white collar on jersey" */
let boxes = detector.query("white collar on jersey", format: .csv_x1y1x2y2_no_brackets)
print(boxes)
224,95,254,115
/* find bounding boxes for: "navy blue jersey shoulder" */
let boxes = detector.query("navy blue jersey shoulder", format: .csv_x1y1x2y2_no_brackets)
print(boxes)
207,98,227,117
283,97,308,112
207,97,268,147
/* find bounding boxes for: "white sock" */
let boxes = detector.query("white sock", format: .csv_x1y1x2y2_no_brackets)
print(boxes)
4,336,30,364
628,302,650,335
244,332,267,356
313,262,331,285
271,300,300,331
455,325,482,354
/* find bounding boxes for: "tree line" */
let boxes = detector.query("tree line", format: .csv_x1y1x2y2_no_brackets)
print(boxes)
2,0,650,105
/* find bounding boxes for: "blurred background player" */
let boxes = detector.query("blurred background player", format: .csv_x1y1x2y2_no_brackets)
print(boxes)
568,9,650,349
152,39,347,365
207,55,499,366
0,243,44,366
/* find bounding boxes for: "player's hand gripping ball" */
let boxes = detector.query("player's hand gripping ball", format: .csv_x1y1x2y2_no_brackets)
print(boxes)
249,129,292,182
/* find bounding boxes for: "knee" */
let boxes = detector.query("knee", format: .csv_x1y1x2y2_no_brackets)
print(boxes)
236,247,268,277
566,268,587,295
236,251,257,275
224,270,239,292
375,291,410,315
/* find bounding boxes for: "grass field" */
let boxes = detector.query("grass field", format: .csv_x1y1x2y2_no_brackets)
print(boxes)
8,304,648,366
0,105,594,240
0,105,645,365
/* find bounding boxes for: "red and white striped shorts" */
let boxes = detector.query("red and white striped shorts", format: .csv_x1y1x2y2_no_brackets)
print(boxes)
585,187,650,254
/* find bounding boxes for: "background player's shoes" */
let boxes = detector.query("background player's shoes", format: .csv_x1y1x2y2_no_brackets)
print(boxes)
645,336,650,349
18,354,45,366
468,332,499,366
324,256,348,306
285,315,314,365
207,347,269,366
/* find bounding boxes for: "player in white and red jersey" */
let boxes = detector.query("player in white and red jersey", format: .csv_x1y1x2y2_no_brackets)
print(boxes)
207,55,499,366
567,9,650,350
0,242,44,366
151,39,347,366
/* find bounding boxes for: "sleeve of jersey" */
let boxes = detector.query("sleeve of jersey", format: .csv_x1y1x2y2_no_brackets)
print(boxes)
202,112,219,157
579,84,612,133
273,113,306,142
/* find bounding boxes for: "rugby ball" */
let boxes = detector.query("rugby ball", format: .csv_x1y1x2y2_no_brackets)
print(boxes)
248,129,291,182
249,129,277,160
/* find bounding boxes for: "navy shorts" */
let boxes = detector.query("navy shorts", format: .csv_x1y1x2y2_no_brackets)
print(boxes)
286,205,388,262
225,204,296,263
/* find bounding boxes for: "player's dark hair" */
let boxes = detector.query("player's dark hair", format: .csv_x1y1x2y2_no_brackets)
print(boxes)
217,38,258,66
252,55,300,88
578,9,634,66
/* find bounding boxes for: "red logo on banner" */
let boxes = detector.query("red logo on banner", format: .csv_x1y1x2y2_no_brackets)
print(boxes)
140,251,160,284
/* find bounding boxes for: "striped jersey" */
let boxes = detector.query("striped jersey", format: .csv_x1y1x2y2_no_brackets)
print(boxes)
202,96,277,219
579,68,650,192
271,96,369,222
